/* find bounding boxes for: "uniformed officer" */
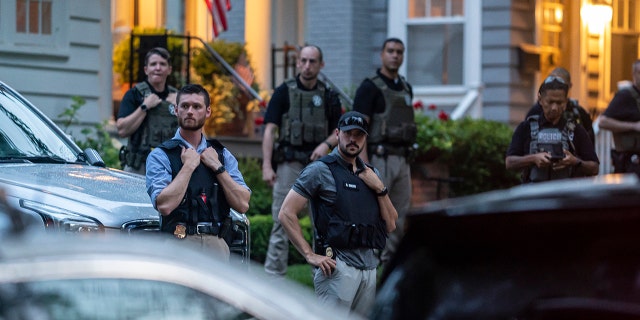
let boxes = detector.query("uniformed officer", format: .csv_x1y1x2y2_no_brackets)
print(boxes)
279,111,397,316
262,45,342,277
353,38,415,266
506,76,599,182
117,47,178,175
146,84,251,260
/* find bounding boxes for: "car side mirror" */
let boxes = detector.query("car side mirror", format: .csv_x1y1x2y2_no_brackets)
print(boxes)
82,148,106,167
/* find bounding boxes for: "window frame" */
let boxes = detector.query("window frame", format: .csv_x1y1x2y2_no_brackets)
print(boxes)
389,1,481,105
0,0,69,57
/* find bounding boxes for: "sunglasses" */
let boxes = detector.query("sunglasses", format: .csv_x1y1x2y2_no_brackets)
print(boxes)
341,116,365,127
543,76,567,85
539,76,570,93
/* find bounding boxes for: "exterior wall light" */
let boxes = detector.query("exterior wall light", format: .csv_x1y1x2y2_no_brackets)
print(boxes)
580,4,613,34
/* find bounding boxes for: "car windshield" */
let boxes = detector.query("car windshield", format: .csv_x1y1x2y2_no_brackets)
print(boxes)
0,85,78,163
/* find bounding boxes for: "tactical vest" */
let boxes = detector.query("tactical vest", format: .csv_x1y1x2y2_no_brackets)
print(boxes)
124,82,179,169
278,78,329,147
157,139,231,236
565,99,581,124
612,87,640,152
527,115,576,182
368,75,416,146
312,155,387,250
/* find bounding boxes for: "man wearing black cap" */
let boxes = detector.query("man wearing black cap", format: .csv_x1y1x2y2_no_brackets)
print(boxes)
279,111,397,316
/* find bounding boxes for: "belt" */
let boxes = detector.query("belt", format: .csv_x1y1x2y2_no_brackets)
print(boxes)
191,222,220,236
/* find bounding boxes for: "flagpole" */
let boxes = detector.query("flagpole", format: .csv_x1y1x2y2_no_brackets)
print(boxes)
196,38,262,102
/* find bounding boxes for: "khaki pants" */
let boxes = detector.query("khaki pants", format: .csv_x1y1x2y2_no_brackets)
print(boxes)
264,161,308,276
170,234,230,261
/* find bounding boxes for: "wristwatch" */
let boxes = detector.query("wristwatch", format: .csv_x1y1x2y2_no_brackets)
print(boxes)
376,186,388,197
140,104,148,112
214,166,226,175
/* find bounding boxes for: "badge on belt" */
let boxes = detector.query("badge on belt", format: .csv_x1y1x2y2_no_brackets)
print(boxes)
174,224,186,239
325,246,333,258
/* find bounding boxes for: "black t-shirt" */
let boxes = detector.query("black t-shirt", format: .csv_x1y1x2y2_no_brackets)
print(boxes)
602,86,640,122
263,75,342,129
117,80,171,120
506,115,599,163
352,69,413,119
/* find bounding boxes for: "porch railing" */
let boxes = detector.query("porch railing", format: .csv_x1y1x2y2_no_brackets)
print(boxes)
593,117,614,175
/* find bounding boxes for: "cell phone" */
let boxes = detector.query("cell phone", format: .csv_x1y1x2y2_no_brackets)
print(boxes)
549,154,564,162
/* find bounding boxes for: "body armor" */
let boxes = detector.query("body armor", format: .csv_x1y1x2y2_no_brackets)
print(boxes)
312,155,387,251
157,139,231,240
368,75,416,147
527,115,576,182
612,87,640,152
274,78,329,164
123,82,178,169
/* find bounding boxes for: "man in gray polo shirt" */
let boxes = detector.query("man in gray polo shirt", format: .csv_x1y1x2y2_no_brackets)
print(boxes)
278,111,397,316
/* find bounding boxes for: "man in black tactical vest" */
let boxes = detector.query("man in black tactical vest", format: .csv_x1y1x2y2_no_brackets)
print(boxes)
525,67,595,146
599,59,640,176
279,111,397,316
117,47,178,175
353,38,415,266
262,45,342,277
506,76,599,183
146,84,251,260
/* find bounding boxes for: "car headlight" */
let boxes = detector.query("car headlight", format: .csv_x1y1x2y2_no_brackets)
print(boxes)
20,199,104,233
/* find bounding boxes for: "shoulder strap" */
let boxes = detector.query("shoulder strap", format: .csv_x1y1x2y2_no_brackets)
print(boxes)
623,86,640,112
527,115,539,139
317,153,338,165
206,139,226,166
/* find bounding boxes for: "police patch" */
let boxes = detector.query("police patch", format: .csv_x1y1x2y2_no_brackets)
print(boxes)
312,95,323,107
405,94,412,107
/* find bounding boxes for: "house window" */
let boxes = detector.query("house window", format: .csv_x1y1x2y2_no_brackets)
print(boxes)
16,0,52,35
406,0,465,86
610,0,640,93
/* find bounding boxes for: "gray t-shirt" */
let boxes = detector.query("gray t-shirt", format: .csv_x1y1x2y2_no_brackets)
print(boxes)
291,149,381,270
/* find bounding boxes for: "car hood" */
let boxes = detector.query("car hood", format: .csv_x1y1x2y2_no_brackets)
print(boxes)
0,163,158,227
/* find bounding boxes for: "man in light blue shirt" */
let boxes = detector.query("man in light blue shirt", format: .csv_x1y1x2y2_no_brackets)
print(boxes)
146,84,250,260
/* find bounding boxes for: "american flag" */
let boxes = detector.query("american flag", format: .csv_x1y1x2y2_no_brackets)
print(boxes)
204,0,231,38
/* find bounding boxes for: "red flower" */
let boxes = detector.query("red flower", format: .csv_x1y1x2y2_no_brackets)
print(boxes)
428,104,437,111
413,100,424,110
254,116,264,126
258,100,267,108
438,110,449,121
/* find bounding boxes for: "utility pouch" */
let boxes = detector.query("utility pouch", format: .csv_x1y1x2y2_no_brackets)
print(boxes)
611,149,640,175
119,146,128,168
219,216,232,241
290,120,304,146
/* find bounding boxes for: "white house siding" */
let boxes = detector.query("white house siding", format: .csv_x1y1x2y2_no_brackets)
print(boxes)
306,0,388,100
481,0,536,126
0,0,112,132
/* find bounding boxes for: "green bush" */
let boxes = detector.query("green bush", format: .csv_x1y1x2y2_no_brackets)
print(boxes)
249,214,312,265
448,118,520,196
58,96,121,169
236,157,271,217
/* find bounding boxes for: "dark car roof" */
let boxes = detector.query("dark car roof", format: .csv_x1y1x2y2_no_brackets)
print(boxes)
410,173,640,217
375,174,640,319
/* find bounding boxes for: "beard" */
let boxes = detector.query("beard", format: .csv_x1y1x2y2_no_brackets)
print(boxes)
178,116,205,131
339,142,362,159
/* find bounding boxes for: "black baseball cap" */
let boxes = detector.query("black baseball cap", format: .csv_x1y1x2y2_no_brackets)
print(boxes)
338,111,369,135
